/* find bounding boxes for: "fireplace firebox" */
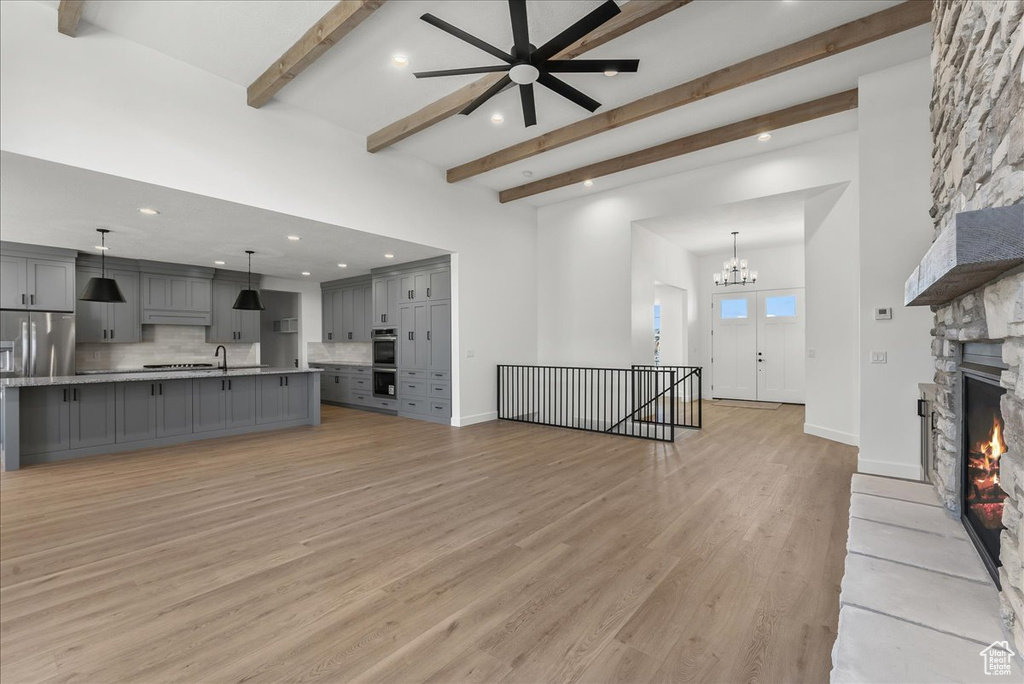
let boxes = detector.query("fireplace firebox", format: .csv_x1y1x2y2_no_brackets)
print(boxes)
960,344,1009,586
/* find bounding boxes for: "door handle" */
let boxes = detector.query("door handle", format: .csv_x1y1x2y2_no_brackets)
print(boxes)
29,294,35,306
279,376,283,387
222,379,225,391
159,383,163,395
73,388,77,401
63,388,68,402
427,330,431,341
21,294,26,305
110,329,115,340
409,331,414,341
285,376,289,386
103,329,108,339
917,399,927,418
151,384,155,396
228,379,232,390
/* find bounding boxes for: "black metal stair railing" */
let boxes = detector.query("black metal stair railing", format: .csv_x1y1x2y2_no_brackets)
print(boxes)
496,365,690,442
630,365,703,429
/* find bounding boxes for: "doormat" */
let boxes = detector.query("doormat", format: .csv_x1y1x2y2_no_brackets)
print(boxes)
712,399,782,410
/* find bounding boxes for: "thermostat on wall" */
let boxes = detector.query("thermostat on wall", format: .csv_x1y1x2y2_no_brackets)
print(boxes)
874,307,892,320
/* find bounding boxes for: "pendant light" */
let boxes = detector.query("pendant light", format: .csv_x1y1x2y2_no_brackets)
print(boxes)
80,229,127,303
232,250,265,311
713,232,758,287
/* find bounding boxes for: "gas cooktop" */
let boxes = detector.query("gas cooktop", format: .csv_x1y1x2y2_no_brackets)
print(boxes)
142,363,215,369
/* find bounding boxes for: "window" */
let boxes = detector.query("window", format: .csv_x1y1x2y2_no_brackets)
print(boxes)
765,295,797,318
720,298,748,319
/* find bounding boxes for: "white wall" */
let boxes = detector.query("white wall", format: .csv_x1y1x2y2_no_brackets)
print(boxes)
631,225,701,366
260,276,322,369
654,283,688,366
857,58,935,477
805,183,861,444
537,133,861,442
0,1,537,425
698,243,806,399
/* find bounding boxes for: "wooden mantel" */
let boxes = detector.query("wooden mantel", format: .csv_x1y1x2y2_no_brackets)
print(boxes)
905,204,1024,306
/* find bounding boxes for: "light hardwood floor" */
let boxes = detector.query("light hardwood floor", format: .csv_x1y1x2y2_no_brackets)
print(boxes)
1,402,856,683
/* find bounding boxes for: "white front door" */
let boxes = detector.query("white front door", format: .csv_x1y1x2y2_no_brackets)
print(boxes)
756,289,806,403
711,293,757,400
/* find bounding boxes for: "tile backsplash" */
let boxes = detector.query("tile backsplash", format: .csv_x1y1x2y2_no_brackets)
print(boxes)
77,325,260,371
307,342,371,365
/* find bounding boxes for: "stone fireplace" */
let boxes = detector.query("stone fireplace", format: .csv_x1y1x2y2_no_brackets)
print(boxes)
905,0,1024,654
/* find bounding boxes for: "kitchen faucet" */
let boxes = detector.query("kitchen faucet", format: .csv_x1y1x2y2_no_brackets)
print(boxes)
215,345,227,371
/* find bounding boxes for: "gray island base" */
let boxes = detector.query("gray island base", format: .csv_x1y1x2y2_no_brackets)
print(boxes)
0,368,322,471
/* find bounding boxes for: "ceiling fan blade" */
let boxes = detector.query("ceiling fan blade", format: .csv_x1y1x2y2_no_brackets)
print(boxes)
537,72,601,112
414,65,511,79
460,74,514,116
532,0,620,63
420,13,514,64
520,84,537,127
544,59,639,73
508,0,531,60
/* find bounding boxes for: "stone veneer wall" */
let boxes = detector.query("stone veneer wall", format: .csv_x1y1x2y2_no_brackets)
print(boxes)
928,0,1024,651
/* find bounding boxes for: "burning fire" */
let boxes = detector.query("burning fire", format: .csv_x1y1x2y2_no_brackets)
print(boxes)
967,414,1008,529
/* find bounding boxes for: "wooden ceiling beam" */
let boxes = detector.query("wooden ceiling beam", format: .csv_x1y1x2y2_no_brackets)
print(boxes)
451,1,930,183
248,0,385,109
57,0,85,37
498,89,858,203
365,0,691,153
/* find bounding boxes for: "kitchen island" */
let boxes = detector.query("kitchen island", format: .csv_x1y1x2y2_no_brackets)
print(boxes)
0,367,321,471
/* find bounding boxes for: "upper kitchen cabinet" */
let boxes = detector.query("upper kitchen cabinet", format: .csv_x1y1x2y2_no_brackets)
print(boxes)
76,267,141,344
398,268,451,304
140,262,213,326
372,276,400,326
207,274,260,344
0,243,77,312
321,276,372,342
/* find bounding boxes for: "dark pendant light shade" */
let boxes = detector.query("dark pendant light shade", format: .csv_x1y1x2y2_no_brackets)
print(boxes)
232,250,265,311
80,229,127,303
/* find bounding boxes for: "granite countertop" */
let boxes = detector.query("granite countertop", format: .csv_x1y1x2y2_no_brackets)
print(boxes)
1,366,322,388
309,362,373,368
76,365,270,375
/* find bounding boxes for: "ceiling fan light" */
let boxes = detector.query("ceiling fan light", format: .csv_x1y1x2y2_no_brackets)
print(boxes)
509,63,540,85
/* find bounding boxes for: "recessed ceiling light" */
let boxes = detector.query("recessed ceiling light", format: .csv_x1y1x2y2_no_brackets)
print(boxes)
384,253,395,259
522,170,533,178
138,208,159,216
392,54,409,67
214,260,226,265
287,235,301,241
95,245,109,251
757,132,772,142
338,263,347,268
583,179,594,188
491,113,504,124
301,271,311,276
604,70,618,77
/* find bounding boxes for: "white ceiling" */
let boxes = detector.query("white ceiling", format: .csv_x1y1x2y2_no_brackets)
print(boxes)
35,0,932,206
636,185,844,255
0,152,447,281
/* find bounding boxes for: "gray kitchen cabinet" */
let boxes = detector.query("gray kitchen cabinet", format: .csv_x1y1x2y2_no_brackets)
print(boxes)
426,269,451,301
0,254,27,309
322,371,344,403
338,288,352,341
193,376,228,433
400,272,429,303
156,379,193,438
399,302,430,370
207,279,259,343
257,375,285,423
142,273,212,326
19,386,70,455
116,382,158,443
322,290,334,342
69,383,116,449
351,286,368,341
373,276,400,326
427,300,452,372
76,268,141,343
322,283,372,342
284,373,309,421
1,256,75,312
226,376,256,428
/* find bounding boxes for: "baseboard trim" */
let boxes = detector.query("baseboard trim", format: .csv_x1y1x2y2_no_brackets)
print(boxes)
804,423,859,446
856,456,924,481
453,411,497,427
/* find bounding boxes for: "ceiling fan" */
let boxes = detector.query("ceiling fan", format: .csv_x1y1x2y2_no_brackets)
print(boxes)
413,0,639,127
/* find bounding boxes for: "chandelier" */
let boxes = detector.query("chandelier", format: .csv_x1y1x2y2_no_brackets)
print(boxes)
713,232,758,287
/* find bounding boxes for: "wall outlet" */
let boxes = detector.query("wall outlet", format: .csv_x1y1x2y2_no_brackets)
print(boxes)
807,348,816,359
466,349,475,359
93,351,101,360
870,351,887,364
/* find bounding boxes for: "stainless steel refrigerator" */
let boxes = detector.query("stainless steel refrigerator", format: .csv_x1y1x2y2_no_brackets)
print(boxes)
0,311,75,378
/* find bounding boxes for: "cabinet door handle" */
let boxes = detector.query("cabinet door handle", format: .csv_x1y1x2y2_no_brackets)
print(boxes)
110,329,115,340
279,377,283,387
159,383,163,395
73,388,77,401
21,294,26,305
103,329,108,339
222,379,225,391
285,376,289,386
228,379,232,390
348,332,353,340
427,287,431,298
408,331,414,341
427,330,431,341
151,384,155,396
29,294,34,305
63,388,68,402
328,332,333,340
